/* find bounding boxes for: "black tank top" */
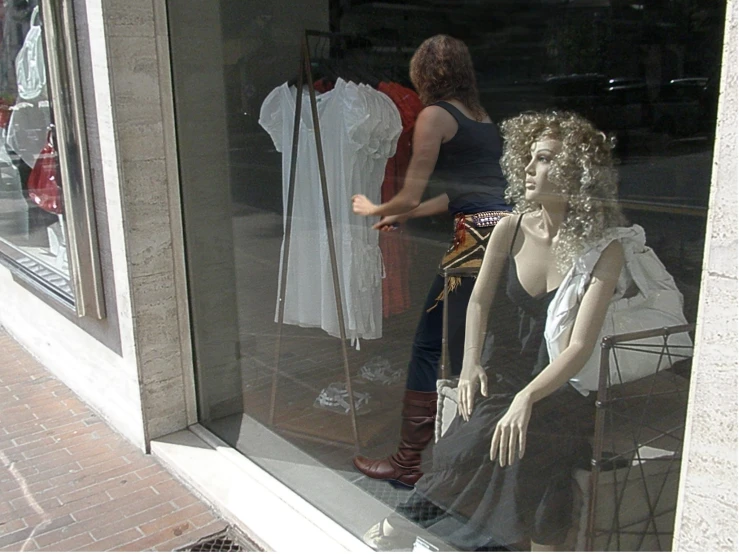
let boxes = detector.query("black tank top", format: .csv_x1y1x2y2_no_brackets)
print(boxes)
429,101,509,215
506,214,559,376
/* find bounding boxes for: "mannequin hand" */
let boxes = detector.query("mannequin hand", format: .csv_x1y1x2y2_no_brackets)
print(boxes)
372,214,406,231
458,364,488,422
352,194,378,217
490,392,532,467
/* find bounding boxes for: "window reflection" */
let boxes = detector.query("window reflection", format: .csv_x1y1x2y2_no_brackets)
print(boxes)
170,0,725,550
0,1,70,298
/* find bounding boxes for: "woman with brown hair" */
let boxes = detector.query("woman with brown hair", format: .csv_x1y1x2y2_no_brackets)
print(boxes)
351,34,511,489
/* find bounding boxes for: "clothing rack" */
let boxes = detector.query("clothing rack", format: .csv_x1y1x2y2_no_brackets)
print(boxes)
268,30,362,451
585,323,695,551
305,30,407,87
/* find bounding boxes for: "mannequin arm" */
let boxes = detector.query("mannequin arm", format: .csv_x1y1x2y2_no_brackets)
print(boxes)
520,240,624,401
458,215,517,420
490,240,625,466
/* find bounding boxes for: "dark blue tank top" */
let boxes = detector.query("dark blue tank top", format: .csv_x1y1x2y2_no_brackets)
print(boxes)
429,101,510,215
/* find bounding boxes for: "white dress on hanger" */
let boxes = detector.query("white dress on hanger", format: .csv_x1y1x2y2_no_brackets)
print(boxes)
259,78,401,345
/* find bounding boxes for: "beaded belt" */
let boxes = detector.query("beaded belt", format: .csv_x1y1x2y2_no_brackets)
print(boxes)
470,210,510,228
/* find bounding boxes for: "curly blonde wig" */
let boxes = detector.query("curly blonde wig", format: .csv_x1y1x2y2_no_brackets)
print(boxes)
409,35,487,121
500,111,626,269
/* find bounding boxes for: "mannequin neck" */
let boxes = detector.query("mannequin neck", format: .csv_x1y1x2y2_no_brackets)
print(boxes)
537,202,567,238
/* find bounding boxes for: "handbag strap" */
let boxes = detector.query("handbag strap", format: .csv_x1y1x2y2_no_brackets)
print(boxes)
45,127,55,149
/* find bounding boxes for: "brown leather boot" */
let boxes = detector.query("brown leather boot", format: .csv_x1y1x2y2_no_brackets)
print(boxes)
353,390,437,489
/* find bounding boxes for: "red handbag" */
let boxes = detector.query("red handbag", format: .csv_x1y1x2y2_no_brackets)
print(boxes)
28,131,63,215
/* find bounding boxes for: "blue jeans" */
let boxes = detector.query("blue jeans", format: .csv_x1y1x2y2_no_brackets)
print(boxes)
405,274,477,392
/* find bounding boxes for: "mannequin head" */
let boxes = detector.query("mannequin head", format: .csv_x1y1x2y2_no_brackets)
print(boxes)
409,35,485,120
523,137,564,205
500,111,626,266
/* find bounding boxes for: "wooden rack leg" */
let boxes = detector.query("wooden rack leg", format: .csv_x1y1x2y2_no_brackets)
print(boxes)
302,34,360,451
269,44,305,427
269,32,360,451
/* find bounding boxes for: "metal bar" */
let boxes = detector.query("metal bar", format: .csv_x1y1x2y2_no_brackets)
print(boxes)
268,42,305,427
608,390,686,403
41,0,105,318
441,271,450,380
302,32,361,452
605,324,694,345
610,342,694,352
585,338,613,551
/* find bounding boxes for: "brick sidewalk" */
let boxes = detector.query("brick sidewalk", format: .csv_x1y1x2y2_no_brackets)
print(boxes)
0,329,251,552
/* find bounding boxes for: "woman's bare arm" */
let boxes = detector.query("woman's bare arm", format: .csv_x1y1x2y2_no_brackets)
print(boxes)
400,193,450,220
352,106,451,216
373,194,450,230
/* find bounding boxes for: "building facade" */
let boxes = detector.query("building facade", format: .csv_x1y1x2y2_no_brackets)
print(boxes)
0,0,735,550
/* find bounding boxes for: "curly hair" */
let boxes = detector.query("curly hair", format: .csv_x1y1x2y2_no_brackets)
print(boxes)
409,35,486,121
500,111,626,270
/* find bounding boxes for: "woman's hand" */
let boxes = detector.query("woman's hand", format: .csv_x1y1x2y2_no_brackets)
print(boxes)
372,214,406,231
352,194,379,217
490,392,533,467
458,363,488,422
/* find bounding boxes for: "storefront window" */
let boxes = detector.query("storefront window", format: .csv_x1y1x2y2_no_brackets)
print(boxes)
169,0,725,550
0,0,104,317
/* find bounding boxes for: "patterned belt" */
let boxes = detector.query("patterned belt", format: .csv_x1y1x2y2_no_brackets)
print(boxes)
448,211,511,260
427,211,511,311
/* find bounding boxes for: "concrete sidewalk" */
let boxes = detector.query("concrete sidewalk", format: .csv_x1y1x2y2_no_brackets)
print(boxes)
0,329,255,552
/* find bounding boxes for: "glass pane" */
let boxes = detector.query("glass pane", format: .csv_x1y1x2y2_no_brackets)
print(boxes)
0,1,72,301
169,0,725,550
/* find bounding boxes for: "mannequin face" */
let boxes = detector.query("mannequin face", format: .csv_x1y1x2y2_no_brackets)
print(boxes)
524,138,563,203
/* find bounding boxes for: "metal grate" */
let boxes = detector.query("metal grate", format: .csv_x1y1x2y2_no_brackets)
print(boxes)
353,475,415,508
177,527,254,552
16,256,72,296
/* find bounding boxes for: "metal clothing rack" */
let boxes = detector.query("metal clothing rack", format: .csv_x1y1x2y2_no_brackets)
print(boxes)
267,30,362,451
585,323,695,551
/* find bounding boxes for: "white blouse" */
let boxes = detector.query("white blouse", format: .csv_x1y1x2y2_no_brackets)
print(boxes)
259,79,402,345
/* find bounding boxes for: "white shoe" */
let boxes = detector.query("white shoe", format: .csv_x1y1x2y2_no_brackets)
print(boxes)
362,519,414,551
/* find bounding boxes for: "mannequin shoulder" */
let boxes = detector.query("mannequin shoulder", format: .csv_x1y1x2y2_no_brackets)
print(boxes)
592,240,625,282
488,213,518,247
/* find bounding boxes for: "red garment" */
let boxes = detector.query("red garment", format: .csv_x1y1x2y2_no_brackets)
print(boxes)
313,78,335,93
377,83,424,318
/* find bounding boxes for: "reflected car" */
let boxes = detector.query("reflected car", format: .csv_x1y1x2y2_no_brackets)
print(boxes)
544,74,650,131
651,78,710,138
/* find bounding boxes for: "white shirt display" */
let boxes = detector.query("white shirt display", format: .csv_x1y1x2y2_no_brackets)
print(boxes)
6,99,50,168
259,78,402,345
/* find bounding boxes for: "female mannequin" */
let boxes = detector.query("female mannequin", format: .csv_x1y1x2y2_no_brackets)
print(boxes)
365,111,628,551
351,35,511,488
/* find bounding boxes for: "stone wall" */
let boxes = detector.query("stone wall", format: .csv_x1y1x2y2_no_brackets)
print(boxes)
673,1,738,550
